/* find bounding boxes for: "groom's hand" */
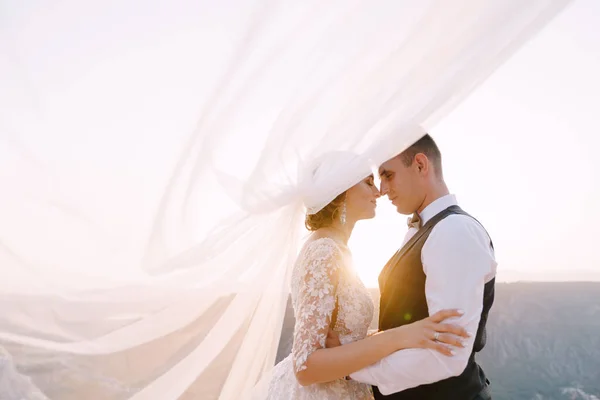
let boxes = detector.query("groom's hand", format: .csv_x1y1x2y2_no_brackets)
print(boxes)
325,329,341,348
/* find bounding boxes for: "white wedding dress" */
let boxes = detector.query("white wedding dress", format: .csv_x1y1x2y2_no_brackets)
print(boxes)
264,237,375,399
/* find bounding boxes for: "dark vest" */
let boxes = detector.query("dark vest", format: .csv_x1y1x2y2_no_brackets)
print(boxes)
375,205,495,400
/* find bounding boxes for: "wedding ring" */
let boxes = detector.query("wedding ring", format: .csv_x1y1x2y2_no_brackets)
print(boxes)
433,332,440,341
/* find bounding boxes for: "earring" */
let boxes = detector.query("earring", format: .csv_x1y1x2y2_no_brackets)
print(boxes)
340,201,347,225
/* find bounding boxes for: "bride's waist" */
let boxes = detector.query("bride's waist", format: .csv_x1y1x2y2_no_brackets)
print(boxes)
339,332,367,345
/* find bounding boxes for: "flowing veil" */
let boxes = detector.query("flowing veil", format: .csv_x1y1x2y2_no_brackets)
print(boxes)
0,0,571,399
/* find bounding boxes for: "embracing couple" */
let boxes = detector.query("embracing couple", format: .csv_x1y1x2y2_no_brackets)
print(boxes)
264,134,496,400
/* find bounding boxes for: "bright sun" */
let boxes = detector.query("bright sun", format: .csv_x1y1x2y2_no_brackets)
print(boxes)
349,200,407,288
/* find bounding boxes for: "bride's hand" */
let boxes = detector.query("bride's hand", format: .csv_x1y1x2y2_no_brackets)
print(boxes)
393,309,469,356
325,329,342,349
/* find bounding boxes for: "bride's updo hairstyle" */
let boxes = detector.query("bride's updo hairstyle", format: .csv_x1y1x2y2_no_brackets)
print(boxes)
300,150,371,231
304,191,346,231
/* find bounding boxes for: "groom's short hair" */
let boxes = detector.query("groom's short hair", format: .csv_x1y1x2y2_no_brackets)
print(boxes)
399,134,443,177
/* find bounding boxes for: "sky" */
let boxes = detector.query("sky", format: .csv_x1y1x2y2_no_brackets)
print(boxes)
1,0,599,288
350,0,600,286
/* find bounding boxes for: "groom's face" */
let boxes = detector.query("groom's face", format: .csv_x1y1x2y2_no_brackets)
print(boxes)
378,156,423,215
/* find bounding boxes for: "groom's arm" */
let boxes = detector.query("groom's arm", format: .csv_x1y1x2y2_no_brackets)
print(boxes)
350,215,496,395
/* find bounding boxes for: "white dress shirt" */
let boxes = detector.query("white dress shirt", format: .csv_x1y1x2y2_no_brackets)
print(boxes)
350,194,497,395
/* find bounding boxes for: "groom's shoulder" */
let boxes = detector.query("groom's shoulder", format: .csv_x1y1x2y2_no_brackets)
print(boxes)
429,213,491,244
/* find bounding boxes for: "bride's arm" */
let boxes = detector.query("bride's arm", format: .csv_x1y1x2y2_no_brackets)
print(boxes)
291,241,466,387
295,309,466,386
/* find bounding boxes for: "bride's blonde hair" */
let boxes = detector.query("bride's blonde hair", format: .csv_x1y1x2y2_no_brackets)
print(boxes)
304,191,346,231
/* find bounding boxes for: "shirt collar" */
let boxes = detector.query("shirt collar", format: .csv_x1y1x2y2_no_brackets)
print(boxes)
419,194,458,225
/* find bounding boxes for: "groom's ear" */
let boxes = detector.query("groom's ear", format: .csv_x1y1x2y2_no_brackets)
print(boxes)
413,153,428,173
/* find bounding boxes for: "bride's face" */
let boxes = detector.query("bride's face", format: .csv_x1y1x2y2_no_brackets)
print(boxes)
345,175,381,221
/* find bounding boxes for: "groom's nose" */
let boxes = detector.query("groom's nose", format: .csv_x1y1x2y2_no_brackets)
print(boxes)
380,181,389,196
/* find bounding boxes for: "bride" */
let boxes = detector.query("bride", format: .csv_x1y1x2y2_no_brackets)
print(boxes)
262,153,468,399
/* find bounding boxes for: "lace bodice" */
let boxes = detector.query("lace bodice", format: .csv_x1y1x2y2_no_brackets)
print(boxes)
290,237,375,372
264,237,374,399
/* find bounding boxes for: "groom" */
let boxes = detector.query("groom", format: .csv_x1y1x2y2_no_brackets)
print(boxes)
350,134,496,399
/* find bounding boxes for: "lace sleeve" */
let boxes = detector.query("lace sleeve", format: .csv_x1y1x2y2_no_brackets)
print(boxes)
291,239,342,373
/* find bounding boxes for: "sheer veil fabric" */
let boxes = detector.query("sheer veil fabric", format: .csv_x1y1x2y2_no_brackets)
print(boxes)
0,1,571,399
